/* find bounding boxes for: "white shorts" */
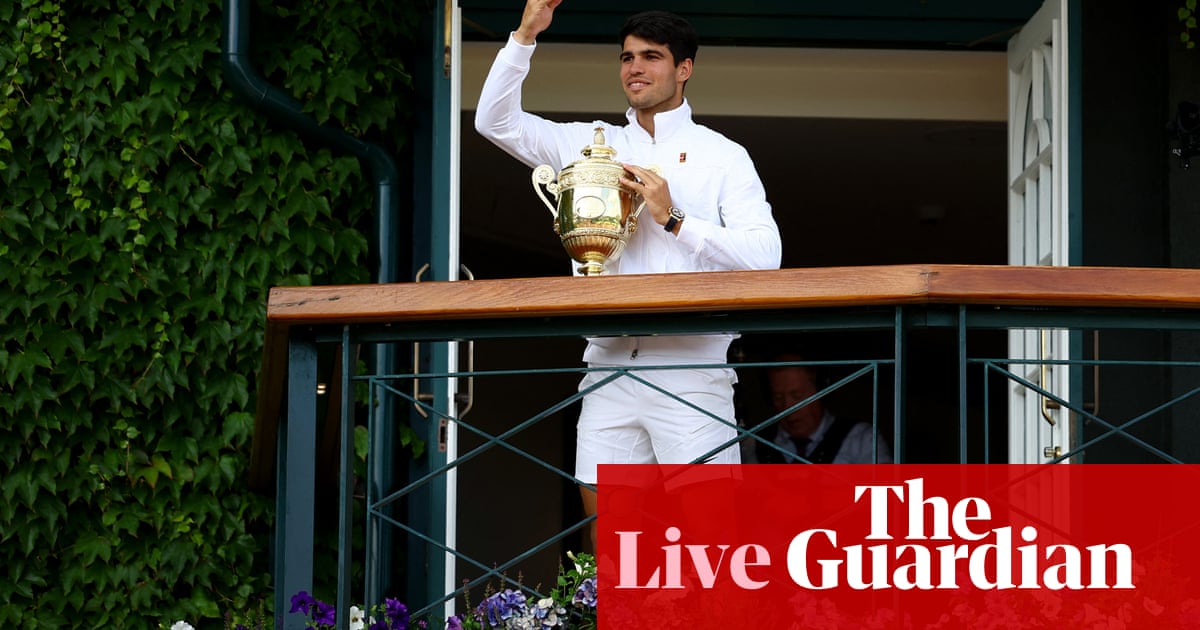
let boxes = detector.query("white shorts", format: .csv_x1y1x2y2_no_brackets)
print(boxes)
574,364,741,484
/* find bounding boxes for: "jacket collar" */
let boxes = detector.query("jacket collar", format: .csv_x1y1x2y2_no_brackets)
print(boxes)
625,98,692,142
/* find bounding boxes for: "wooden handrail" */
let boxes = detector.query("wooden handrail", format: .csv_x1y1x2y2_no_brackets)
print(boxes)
249,264,1200,490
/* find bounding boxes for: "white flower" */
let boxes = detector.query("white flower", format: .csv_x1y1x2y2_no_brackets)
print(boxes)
170,623,195,630
529,597,565,628
349,605,366,630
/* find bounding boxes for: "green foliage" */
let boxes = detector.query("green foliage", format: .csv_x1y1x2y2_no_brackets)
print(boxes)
1182,0,1198,49
0,0,422,627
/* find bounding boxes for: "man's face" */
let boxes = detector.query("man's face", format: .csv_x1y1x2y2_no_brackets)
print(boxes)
768,366,824,438
619,35,691,115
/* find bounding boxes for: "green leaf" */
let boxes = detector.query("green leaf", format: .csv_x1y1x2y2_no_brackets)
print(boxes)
1,470,29,503
135,466,160,488
149,453,173,478
74,533,112,566
354,424,369,460
222,411,254,445
218,455,238,484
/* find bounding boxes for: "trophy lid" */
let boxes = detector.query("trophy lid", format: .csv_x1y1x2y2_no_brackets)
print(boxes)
580,127,617,161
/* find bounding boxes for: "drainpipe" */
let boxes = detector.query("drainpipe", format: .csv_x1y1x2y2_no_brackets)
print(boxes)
221,0,399,626
221,0,401,273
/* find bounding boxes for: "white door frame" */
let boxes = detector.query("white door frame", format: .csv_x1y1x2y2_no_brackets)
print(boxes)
1007,0,1073,463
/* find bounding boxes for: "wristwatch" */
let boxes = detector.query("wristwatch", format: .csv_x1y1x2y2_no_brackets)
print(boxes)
664,206,685,232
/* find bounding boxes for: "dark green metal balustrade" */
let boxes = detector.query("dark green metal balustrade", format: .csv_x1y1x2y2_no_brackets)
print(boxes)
262,267,1200,628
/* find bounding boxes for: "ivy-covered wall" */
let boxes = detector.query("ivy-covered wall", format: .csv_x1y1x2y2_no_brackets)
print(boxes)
0,0,423,627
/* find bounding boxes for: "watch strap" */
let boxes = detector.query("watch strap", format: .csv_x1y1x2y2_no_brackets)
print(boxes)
664,206,685,232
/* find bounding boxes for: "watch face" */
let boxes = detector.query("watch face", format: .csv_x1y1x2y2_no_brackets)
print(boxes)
669,207,685,220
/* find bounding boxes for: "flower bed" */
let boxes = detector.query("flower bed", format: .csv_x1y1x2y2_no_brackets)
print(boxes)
164,553,597,630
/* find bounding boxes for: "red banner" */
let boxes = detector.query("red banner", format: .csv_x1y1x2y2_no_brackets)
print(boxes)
596,465,1200,629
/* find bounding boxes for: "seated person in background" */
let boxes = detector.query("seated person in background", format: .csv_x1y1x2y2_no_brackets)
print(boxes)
742,353,893,464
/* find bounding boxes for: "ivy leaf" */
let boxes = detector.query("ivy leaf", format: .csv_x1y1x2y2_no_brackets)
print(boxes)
325,73,360,106
5,349,50,388
222,411,254,445
149,453,173,479
71,44,102,70
218,455,238,484
1,470,28,504
354,424,369,460
135,466,160,488
73,533,112,566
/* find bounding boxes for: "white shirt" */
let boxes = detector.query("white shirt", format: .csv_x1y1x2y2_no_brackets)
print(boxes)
475,35,782,365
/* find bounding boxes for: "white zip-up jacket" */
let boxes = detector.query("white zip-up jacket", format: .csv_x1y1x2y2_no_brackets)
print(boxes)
475,34,782,366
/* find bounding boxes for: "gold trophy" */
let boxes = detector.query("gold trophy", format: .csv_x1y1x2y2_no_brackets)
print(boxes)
532,128,652,276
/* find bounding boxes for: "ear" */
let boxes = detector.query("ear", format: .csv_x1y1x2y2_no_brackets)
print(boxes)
676,58,693,83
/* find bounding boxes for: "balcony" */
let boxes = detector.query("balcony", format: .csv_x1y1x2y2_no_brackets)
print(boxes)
251,264,1200,628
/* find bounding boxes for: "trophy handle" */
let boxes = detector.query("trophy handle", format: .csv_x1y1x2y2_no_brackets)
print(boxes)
632,199,647,219
531,164,560,218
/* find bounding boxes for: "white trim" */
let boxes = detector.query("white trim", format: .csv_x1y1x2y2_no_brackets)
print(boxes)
1007,0,1072,464
443,3,463,621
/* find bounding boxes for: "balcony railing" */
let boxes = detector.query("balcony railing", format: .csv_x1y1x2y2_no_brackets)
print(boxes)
250,264,1200,629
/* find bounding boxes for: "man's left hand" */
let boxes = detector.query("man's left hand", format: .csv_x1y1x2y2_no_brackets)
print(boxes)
620,164,673,230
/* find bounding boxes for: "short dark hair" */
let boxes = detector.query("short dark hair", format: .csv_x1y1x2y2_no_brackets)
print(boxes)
766,352,831,390
619,10,698,66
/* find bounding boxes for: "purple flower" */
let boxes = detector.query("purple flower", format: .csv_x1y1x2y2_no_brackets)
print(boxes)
384,597,410,630
475,589,527,627
313,600,336,626
572,577,597,609
290,590,337,627
290,591,316,614
446,615,465,630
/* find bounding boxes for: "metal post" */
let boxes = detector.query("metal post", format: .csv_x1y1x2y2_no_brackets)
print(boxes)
958,305,969,464
337,328,355,628
893,307,907,462
277,336,317,629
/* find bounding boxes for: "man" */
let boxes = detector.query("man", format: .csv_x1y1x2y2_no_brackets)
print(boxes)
475,1,782,531
745,354,893,464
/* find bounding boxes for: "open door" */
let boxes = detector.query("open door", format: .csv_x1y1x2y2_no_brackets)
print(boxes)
1006,0,1073,463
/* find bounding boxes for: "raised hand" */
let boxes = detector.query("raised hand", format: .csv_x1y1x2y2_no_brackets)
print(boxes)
514,0,563,45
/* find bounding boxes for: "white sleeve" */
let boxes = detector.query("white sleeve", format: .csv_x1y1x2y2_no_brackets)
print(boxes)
473,34,595,170
674,145,782,271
